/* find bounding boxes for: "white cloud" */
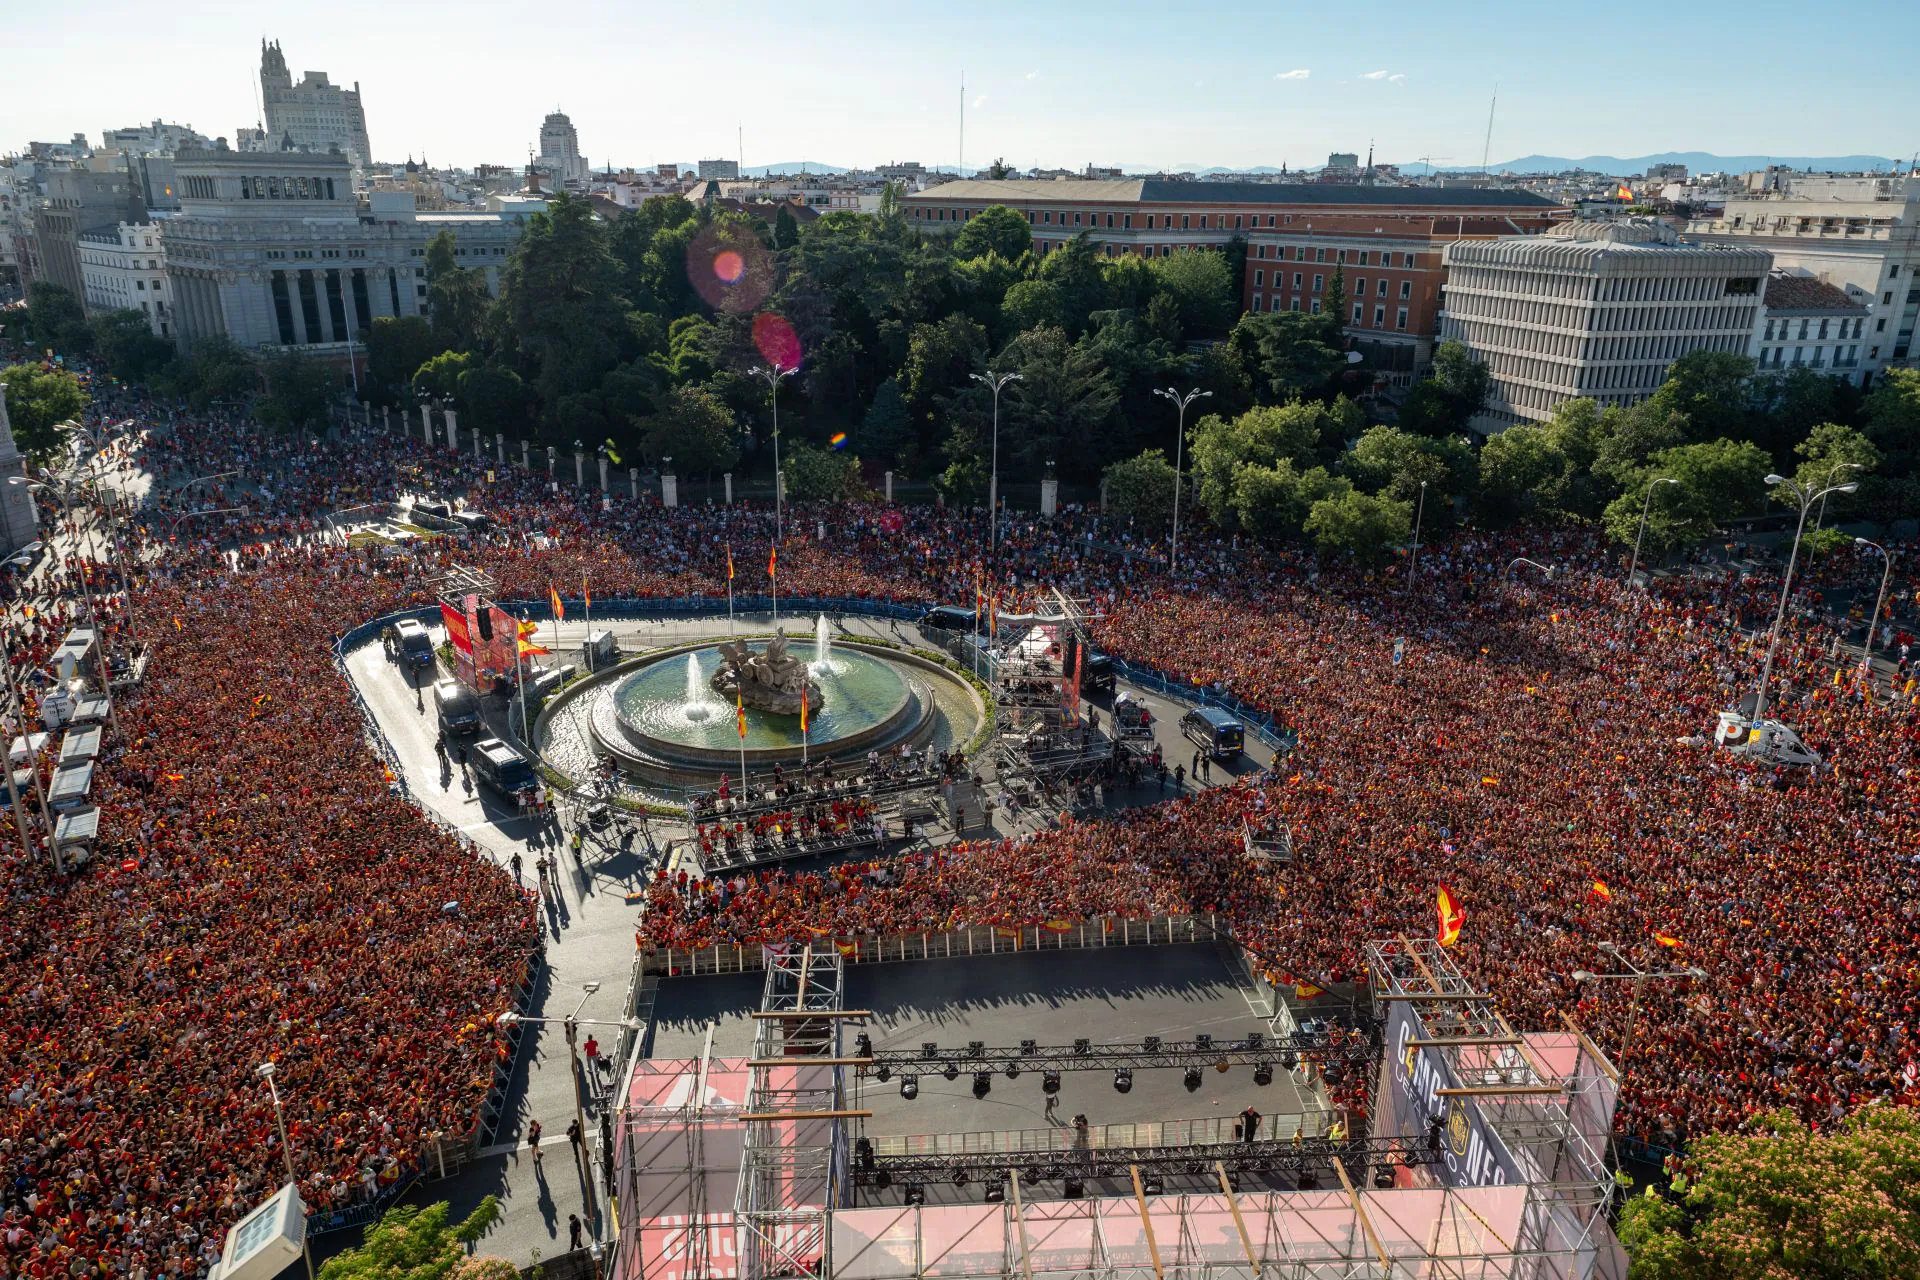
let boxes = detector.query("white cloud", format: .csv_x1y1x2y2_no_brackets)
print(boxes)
1274,68,1310,80
1388,73,1406,83
1025,70,1040,81
972,95,988,109
1361,69,1390,80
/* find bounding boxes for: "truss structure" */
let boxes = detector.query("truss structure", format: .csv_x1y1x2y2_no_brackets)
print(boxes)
428,563,498,612
736,946,853,1280
990,587,1114,787
856,1031,1374,1074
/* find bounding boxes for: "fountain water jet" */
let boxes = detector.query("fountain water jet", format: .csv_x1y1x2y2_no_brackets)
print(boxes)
682,651,712,720
815,615,832,667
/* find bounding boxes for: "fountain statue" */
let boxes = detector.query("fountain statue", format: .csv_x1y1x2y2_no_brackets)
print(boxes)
711,634,823,715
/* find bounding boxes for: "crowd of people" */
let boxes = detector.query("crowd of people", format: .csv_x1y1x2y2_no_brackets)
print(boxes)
0,346,1917,1280
695,796,883,865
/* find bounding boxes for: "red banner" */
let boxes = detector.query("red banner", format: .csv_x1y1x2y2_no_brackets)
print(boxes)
442,602,472,654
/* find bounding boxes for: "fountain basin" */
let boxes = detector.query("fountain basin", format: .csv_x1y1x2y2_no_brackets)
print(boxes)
612,645,910,754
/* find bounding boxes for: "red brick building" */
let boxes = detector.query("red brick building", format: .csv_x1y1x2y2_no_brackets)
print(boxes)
901,178,1564,377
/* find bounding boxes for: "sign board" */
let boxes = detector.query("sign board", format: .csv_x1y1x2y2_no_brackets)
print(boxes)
210,1183,305,1280
1392,637,1406,667
1374,1002,1526,1188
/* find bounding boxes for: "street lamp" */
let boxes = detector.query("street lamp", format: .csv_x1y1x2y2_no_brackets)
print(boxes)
1407,480,1428,591
1853,537,1894,683
750,364,798,542
1752,473,1858,727
1569,948,1706,1194
255,1063,317,1280
1503,557,1555,584
1625,476,1679,589
494,983,642,1235
969,370,1023,561
1151,386,1209,572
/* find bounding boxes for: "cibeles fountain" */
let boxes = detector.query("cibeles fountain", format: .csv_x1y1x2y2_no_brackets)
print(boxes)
536,616,984,789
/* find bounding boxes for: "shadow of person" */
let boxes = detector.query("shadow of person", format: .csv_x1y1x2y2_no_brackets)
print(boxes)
535,1161,560,1238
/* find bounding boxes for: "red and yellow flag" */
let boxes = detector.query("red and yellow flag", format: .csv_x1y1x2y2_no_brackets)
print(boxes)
835,939,858,957
549,584,565,621
799,693,808,736
583,574,591,609
767,544,777,578
736,690,748,740
1653,931,1683,949
1295,981,1326,1000
1437,886,1465,948
1590,880,1613,904
726,546,735,581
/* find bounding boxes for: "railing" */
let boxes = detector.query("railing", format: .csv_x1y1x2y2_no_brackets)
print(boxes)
867,1109,1337,1159
642,914,1228,976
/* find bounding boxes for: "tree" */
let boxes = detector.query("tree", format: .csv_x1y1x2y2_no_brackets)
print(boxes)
24,282,91,354
1343,425,1477,510
1227,310,1344,403
1398,342,1490,436
458,363,529,438
951,206,1032,262
412,350,476,403
782,441,863,500
641,384,740,475
1638,350,1757,444
0,364,87,461
89,309,175,383
316,1198,502,1280
773,205,800,251
1615,1108,1920,1280
1303,490,1412,565
900,314,987,423
999,325,1120,479
423,230,492,354
1102,449,1179,529
154,335,256,410
1790,422,1881,518
364,316,443,405
253,350,337,434
1476,424,1572,524
1601,437,1772,552
1322,265,1348,335
860,378,916,469
1150,249,1237,339
497,192,629,410
1234,460,1349,538
1188,400,1360,529
1000,279,1067,336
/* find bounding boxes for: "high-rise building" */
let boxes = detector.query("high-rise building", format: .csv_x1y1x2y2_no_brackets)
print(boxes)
697,158,741,181
1439,219,1771,430
536,111,588,189
258,39,372,169
32,160,143,305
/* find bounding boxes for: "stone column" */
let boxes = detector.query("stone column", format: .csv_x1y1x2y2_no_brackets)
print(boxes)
382,405,392,435
629,467,639,501
521,440,530,470
884,471,894,504
662,470,678,509
497,435,506,466
1099,477,1110,513
598,454,609,493
723,472,733,505
360,401,371,433
574,450,585,489
444,410,458,454
419,404,432,445
1040,475,1059,518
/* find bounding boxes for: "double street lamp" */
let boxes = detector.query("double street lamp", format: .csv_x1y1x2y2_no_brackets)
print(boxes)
1152,386,1209,573
1752,472,1858,727
750,364,798,543
970,370,1022,562
1853,537,1895,683
1625,476,1679,588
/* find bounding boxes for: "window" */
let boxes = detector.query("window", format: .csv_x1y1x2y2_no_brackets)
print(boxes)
1252,295,1263,311
1199,215,1208,229
1310,299,1321,314
1400,281,1412,299
1073,212,1082,225
1160,245,1170,257
1145,215,1155,229
1354,277,1366,296
1296,246,1307,261
1396,307,1408,329
1378,279,1388,297
1290,298,1302,312
1891,264,1900,277
1266,215,1276,227
1351,303,1362,323
1293,272,1302,288
1337,249,1347,264
1254,270,1265,286
1235,215,1243,229
1313,274,1324,292
1885,291,1895,304
136,280,145,290
1374,304,1386,326
1314,247,1326,262
1123,214,1132,229
1181,215,1190,229
1105,213,1114,228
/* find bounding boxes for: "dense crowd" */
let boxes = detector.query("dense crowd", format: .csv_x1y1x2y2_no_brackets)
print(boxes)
1,355,1917,1280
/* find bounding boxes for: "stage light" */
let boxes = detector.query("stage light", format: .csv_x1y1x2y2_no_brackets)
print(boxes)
1253,1061,1274,1086
900,1074,918,1100
967,1039,985,1057
1183,1066,1203,1091
1042,1071,1062,1095
1004,1062,1021,1080
1281,1051,1298,1071
1244,1031,1265,1050
1113,1068,1133,1093
856,1137,875,1171
1194,1033,1213,1051
903,1183,925,1205
1021,1166,1042,1186
1063,1178,1085,1199
1215,1059,1231,1073
1142,1172,1165,1195
854,1032,872,1057
972,1071,992,1097
875,1169,892,1190
1426,1116,1444,1153
1373,1166,1396,1190
943,1062,960,1081
921,1041,939,1059
984,1179,1007,1203
1020,1038,1038,1055
875,1064,892,1083
951,1166,970,1188
1142,1035,1162,1053
1072,1038,1091,1055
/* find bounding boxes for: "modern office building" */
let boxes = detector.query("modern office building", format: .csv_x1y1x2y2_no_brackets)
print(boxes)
536,111,588,189
259,39,372,169
32,162,143,304
697,158,741,181
1751,271,1869,382
1686,173,1920,382
162,145,530,354
1439,219,1771,430
78,222,172,337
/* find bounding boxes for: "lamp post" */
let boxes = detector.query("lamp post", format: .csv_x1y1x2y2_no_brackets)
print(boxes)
255,1063,317,1280
1407,480,1428,591
1151,386,1209,573
1853,537,1894,682
1625,476,1679,589
497,984,642,1238
970,370,1023,562
750,364,797,542
1752,473,1859,727
546,445,556,479
1503,557,1555,585
1570,945,1706,1195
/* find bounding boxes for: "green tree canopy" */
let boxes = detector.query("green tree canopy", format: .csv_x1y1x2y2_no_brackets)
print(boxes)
1476,424,1573,524
253,351,337,434
1102,449,1179,529
1227,310,1344,403
642,384,740,475
951,205,1033,262
1342,425,1477,510
89,309,176,383
423,229,492,354
783,441,863,500
412,350,476,404
999,325,1121,479
1639,350,1758,444
364,316,444,406
1303,489,1412,565
1001,279,1068,336
316,1197,502,1280
0,364,87,462
1189,399,1361,529
1398,342,1491,436
859,377,915,470
1790,421,1881,518
154,335,257,410
24,282,91,354
1149,249,1237,339
1601,437,1772,552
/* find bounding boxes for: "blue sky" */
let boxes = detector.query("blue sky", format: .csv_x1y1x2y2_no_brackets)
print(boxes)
8,0,1912,170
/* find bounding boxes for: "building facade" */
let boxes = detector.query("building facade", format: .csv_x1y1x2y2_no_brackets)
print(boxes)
536,111,588,189
32,162,142,305
259,40,372,169
101,120,209,156
1439,220,1771,429
697,159,741,181
1751,271,1869,382
1686,174,1920,383
162,147,528,353
78,222,172,337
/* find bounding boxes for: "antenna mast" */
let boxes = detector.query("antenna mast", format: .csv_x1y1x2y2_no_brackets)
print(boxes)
958,71,965,175
738,122,743,175
1480,84,1498,174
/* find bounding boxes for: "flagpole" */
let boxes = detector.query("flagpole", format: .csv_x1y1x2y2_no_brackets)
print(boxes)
770,544,778,639
517,607,531,747
727,545,736,637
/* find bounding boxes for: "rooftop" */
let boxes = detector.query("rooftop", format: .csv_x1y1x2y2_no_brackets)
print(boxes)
1762,271,1867,313
903,178,1559,209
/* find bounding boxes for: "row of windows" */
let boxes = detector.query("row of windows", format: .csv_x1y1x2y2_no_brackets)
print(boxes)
1252,245,1418,268
1251,269,1412,300
914,205,1381,234
240,174,339,201
1763,316,1864,341
1757,345,1861,370
1249,292,1413,329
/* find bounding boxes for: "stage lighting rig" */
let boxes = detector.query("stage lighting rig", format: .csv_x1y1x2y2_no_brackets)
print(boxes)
1113,1068,1133,1093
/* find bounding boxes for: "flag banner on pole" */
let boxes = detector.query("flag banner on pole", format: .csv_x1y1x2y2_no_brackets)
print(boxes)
799,695,807,735
583,575,591,609
727,546,735,580
1437,886,1465,947
549,584,565,621
768,544,777,578
737,690,748,740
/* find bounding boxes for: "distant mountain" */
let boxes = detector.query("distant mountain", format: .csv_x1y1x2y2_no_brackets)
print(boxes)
740,161,847,177
1414,151,1904,178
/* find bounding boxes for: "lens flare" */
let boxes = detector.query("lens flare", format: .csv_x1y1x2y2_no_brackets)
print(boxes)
829,433,848,449
712,250,746,284
752,311,803,373
686,225,773,312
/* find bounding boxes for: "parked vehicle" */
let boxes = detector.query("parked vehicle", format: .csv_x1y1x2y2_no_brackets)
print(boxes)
470,737,538,807
383,619,435,671
1180,706,1245,760
433,679,481,734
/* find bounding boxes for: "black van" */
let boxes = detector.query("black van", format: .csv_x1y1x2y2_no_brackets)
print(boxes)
471,737,538,806
433,679,481,735
1180,706,1245,760
919,605,976,634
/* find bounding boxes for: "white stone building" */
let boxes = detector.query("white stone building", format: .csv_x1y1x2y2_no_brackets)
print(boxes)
77,222,173,337
536,111,588,189
1686,174,1920,384
1439,219,1771,430
163,146,530,353
259,40,372,170
1751,271,1870,383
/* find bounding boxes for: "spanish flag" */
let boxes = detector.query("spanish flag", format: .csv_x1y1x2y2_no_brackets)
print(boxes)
799,693,808,736
1653,931,1683,949
1590,880,1613,904
549,584,565,621
172,616,182,632
736,689,748,740
835,939,858,957
1437,886,1465,948
1295,981,1326,1000
1043,919,1075,934
726,546,735,581
518,638,550,657
517,618,539,638
583,574,591,609
767,544,777,579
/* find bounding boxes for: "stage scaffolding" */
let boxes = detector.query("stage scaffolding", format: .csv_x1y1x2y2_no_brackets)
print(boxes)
991,588,1112,789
